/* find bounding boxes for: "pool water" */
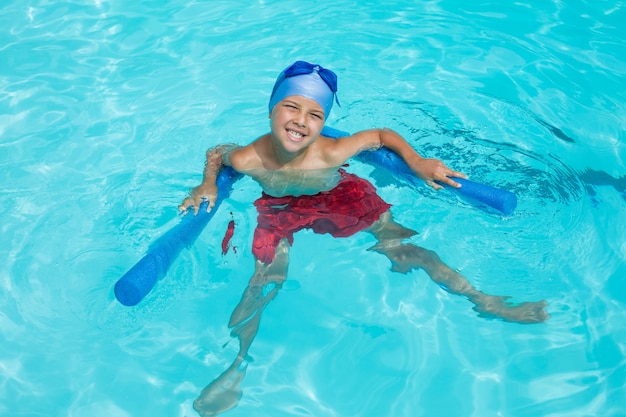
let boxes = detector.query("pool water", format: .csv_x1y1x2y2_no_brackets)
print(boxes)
1,1,625,416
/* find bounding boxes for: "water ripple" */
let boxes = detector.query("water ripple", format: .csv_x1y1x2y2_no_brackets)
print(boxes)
1,1,625,416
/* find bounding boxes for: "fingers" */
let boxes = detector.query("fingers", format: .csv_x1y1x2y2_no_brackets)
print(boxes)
426,172,463,190
426,179,444,190
179,195,218,216
206,199,215,213
430,166,467,190
178,197,194,216
414,158,467,191
438,175,462,189
448,169,467,180
178,197,203,216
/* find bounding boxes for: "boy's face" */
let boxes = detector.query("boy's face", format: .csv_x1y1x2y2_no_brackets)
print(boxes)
269,95,325,153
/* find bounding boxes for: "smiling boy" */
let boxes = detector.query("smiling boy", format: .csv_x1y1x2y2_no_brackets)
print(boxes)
180,61,548,416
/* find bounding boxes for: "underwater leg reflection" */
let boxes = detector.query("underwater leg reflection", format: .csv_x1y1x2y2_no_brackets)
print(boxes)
368,211,549,324
194,210,548,415
194,239,290,417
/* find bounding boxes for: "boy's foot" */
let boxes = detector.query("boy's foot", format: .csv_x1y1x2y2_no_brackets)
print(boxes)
472,296,549,324
193,359,248,417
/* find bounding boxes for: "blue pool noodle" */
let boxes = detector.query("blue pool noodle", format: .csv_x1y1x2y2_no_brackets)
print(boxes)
114,126,516,306
114,167,242,306
321,126,517,216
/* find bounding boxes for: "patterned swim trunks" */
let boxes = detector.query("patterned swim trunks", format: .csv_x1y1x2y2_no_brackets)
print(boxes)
252,170,391,264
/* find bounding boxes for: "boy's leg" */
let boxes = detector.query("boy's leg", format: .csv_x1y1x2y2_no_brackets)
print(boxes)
367,211,548,324
194,239,290,416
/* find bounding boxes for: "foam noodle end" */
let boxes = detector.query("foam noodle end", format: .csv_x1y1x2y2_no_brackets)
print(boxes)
114,254,160,306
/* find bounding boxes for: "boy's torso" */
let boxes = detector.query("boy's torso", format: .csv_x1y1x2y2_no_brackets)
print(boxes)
247,166,343,197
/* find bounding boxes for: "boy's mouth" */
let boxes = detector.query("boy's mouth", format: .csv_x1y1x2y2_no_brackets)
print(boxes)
287,129,305,141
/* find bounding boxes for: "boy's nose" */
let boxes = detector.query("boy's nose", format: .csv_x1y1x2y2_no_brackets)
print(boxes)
293,112,306,127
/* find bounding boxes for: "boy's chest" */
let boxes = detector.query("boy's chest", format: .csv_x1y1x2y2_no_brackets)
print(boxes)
249,167,343,197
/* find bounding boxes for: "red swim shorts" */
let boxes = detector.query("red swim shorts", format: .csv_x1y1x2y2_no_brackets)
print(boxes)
252,170,391,264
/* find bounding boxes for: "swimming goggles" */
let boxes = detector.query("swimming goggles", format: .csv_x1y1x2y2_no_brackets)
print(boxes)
272,61,341,106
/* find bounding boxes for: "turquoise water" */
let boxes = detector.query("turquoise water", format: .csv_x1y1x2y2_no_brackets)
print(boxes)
2,0,625,416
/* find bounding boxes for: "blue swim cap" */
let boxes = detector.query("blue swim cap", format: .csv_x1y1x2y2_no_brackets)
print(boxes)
268,61,339,118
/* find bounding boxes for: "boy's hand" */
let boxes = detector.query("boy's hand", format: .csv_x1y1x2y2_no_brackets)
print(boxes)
178,145,234,216
411,158,467,190
178,183,218,216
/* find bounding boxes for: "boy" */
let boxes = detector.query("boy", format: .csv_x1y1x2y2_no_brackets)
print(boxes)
179,61,548,416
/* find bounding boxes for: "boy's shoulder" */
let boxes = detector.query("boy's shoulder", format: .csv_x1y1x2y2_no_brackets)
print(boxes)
228,135,267,171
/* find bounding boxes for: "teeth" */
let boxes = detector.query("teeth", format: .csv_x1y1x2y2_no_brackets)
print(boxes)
288,129,303,138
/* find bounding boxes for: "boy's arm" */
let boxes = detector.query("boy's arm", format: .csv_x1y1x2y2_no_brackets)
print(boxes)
179,144,238,215
348,129,466,190
379,128,466,189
